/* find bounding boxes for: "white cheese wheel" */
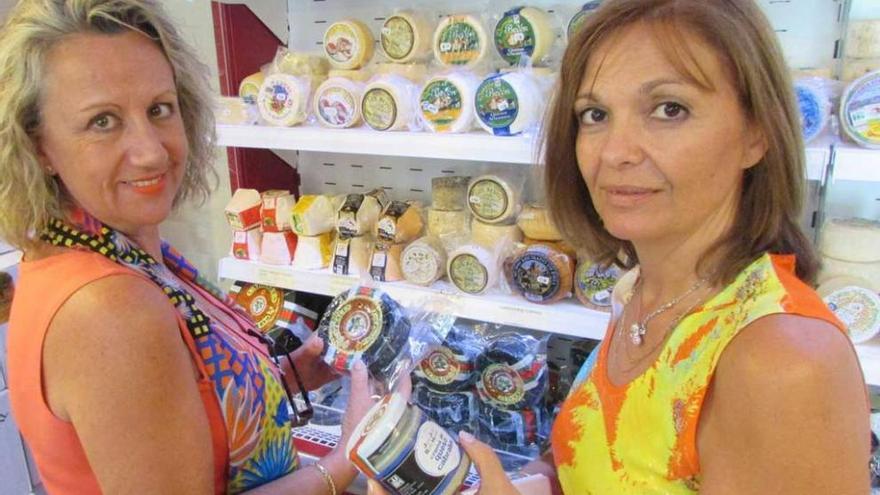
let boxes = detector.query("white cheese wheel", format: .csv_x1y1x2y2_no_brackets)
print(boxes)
369,242,405,282
323,20,374,70
238,71,265,104
328,69,372,82
260,190,296,233
475,71,541,136
260,231,298,265
419,72,481,133
493,7,554,66
842,58,880,82
291,195,337,236
401,236,447,286
293,232,335,270
257,73,311,126
823,286,880,344
431,176,471,211
380,11,433,63
467,174,521,224
819,217,880,263
517,204,562,241
376,201,424,244
447,243,500,295
362,75,416,131
433,14,490,69
332,235,372,276
427,208,471,238
840,70,880,148
337,193,383,238
225,188,262,230
818,256,880,291
216,96,258,126
231,228,262,260
471,219,522,250
567,1,603,42
795,80,831,144
374,63,428,83
314,77,364,129
846,20,880,59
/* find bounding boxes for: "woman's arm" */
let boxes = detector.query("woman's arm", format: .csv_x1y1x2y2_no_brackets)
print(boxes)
698,314,870,494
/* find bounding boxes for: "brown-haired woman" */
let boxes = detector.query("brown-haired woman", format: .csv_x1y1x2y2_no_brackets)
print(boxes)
432,1,871,494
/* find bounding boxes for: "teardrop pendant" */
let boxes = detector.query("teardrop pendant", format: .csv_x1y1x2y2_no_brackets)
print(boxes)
630,323,645,346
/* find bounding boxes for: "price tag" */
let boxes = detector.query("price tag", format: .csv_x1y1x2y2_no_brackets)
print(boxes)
256,267,295,289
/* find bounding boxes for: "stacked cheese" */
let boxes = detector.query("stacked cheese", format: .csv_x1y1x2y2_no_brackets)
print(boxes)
225,189,299,265
333,190,389,276
291,195,338,270
427,175,472,242
817,217,880,343
371,200,425,282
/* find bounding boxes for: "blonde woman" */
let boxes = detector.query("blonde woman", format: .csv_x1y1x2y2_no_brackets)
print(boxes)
0,1,371,493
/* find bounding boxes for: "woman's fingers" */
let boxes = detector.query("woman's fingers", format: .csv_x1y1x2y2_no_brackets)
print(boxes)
459,431,519,494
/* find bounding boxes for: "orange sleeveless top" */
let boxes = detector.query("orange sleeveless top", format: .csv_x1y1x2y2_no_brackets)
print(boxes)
6,250,284,494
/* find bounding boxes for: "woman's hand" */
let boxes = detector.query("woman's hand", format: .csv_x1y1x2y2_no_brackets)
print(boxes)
285,334,339,393
340,362,413,448
458,432,521,495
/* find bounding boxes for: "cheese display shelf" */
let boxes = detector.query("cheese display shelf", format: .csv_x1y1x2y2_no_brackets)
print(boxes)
218,256,610,340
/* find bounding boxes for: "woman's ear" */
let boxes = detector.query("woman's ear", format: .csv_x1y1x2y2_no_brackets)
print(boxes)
742,124,769,170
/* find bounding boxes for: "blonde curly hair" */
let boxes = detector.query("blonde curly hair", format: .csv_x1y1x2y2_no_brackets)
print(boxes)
0,0,216,249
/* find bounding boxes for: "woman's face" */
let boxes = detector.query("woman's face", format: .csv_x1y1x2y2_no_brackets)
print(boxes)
36,31,188,235
574,22,766,248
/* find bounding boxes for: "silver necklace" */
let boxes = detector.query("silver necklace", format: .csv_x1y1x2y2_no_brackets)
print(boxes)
628,277,706,346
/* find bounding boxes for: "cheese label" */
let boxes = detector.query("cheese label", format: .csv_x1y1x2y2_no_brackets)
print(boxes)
512,251,561,302
576,261,621,307
403,245,442,285
377,201,408,241
338,194,365,237
328,295,385,354
420,80,464,132
478,363,526,407
436,18,483,66
260,79,298,120
382,15,416,61
568,1,603,40
843,75,880,146
475,76,519,135
494,7,537,65
231,284,284,333
325,23,360,65
825,287,880,343
363,87,398,131
419,347,465,386
449,253,489,294
333,237,352,275
317,85,357,127
468,178,509,221
370,247,389,282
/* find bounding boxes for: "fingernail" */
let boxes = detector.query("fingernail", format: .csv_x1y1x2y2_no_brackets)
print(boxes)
459,431,475,444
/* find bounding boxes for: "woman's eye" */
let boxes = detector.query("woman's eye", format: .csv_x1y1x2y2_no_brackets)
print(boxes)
651,102,688,120
89,113,118,131
149,103,174,119
579,107,608,125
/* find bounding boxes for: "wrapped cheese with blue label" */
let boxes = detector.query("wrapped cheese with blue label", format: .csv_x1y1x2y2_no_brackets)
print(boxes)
475,71,541,136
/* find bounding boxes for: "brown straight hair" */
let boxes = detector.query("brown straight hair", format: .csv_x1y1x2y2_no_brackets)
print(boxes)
543,0,819,285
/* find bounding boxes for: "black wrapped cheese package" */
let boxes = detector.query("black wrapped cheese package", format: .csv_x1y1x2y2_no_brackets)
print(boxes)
413,325,485,392
412,385,479,435
475,333,548,410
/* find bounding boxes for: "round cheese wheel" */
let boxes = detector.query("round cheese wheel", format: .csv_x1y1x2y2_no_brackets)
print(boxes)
323,20,374,70
846,20,880,59
238,71,265,103
314,77,364,129
795,81,830,143
419,72,481,133
257,73,311,126
433,14,490,69
447,244,500,295
427,208,471,238
471,219,522,250
574,259,622,310
517,204,562,241
493,7,554,66
369,242,404,282
467,174,521,224
414,336,483,393
475,71,541,136
840,70,880,148
328,69,372,82
823,286,880,344
413,387,479,432
819,217,880,263
567,1,603,41
509,244,574,304
380,11,432,63
374,62,428,83
401,236,447,286
362,75,416,131
318,286,412,376
476,333,547,410
817,275,876,297
431,176,471,211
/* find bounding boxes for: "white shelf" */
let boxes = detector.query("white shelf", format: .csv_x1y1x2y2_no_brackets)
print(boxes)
0,251,21,271
217,124,539,164
218,257,610,340
833,143,880,182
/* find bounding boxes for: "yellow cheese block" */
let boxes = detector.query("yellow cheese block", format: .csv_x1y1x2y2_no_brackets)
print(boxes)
376,201,425,244
324,19,375,70
293,232,334,270
291,195,337,236
517,204,562,241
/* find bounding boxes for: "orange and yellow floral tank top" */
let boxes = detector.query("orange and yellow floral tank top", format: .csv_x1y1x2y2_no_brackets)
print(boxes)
551,254,845,494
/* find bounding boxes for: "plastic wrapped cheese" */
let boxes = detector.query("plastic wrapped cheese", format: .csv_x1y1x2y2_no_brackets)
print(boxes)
447,243,501,295
824,286,880,344
225,188,262,230
362,75,417,131
471,219,522,250
337,193,383,238
419,71,481,133
332,235,372,276
567,1,603,41
257,73,311,126
380,11,433,63
260,231,298,265
574,259,622,311
475,333,547,410
840,71,880,148
467,174,522,224
795,80,831,144
493,7,555,66
276,50,330,76
434,14,490,69
846,20,880,59
819,218,880,263
260,190,296,233
475,71,542,136
238,71,265,104
523,238,578,261
291,195,337,236
376,201,424,244
517,204,562,241
369,242,405,282
374,62,428,83
314,77,364,129
401,235,447,286
328,69,372,82
231,229,261,260
508,244,574,304
431,176,470,211
323,19,374,70
427,208,471,238
293,232,335,270
216,96,258,126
